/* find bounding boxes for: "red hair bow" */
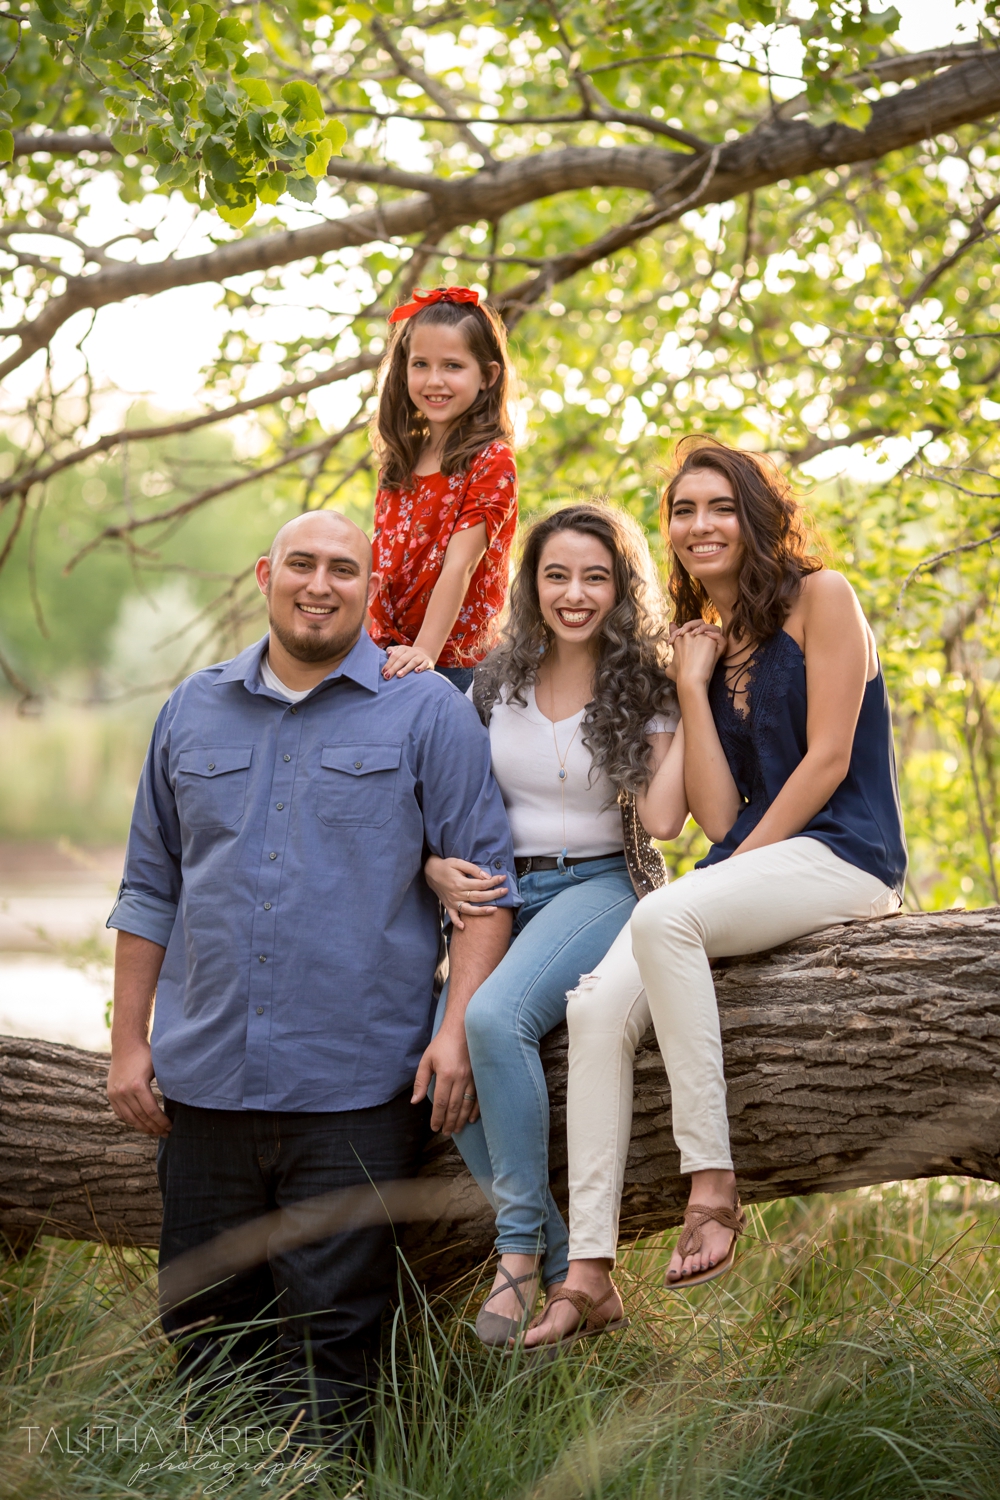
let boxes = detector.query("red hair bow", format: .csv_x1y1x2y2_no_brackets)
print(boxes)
388,286,480,323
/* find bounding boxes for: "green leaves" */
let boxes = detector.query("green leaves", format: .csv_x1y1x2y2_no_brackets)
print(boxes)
4,0,348,223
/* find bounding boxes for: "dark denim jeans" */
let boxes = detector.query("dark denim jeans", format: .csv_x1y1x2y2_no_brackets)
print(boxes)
157,1090,427,1436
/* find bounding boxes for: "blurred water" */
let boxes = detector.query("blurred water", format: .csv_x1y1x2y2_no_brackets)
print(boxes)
0,954,111,1052
0,842,119,1053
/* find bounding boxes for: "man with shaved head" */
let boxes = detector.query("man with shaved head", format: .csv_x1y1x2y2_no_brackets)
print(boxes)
106,508,517,1441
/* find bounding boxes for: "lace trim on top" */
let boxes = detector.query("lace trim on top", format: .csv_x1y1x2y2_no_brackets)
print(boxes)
708,631,799,838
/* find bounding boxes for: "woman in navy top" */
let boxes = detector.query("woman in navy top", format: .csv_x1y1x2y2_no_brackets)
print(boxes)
523,437,906,1354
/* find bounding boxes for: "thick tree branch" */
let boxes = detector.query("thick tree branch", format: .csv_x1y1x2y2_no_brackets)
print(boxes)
7,909,1000,1279
775,43,995,120
4,55,1000,381
0,352,381,504
11,131,116,155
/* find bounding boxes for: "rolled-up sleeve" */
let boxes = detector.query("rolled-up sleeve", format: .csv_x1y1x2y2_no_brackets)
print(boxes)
107,704,182,947
418,691,520,907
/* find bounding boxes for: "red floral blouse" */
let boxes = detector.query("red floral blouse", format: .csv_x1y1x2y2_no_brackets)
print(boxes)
369,441,518,668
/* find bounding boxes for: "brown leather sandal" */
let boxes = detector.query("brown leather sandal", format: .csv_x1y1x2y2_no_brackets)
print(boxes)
518,1284,629,1361
666,1191,747,1290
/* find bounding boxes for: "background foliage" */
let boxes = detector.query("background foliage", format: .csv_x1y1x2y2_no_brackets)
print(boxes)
2,1,1000,909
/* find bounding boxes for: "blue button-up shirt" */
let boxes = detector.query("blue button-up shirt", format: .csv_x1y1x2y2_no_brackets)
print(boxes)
108,631,518,1112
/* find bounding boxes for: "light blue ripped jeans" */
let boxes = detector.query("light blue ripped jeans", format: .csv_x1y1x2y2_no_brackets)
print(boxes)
432,854,636,1287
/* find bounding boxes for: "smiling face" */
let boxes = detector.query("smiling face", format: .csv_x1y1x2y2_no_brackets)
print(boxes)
406,320,499,434
668,466,744,593
255,512,376,668
536,529,617,651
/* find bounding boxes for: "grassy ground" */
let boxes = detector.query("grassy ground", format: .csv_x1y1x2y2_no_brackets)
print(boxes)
3,1179,999,1500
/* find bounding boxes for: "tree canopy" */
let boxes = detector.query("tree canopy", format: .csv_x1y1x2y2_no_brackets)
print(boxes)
4,0,1000,908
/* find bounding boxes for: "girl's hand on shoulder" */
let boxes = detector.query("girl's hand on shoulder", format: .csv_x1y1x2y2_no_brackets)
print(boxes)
670,623,726,691
424,855,508,929
383,644,435,679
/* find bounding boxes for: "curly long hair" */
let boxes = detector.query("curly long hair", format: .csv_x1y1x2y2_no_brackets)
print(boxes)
660,436,822,643
476,503,677,796
372,297,514,488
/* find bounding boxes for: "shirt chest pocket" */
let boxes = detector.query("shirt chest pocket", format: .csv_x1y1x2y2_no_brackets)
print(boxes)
176,747,254,830
318,744,401,828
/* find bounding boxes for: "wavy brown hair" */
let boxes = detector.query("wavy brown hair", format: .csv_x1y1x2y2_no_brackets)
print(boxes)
372,297,514,488
475,503,677,796
660,436,822,643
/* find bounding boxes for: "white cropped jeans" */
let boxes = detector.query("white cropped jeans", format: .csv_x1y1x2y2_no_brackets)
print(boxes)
565,836,900,1261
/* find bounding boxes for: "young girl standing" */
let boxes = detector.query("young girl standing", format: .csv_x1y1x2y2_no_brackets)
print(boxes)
369,286,518,691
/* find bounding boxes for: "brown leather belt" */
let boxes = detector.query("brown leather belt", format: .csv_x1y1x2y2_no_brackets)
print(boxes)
514,852,622,877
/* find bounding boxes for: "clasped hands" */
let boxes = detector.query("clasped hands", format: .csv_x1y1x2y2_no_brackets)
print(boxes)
668,619,728,689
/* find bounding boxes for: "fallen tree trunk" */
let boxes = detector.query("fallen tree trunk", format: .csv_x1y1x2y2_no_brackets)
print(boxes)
2,909,999,1286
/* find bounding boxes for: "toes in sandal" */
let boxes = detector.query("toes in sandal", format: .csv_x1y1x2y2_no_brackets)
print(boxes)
665,1190,747,1291
519,1284,629,1362
475,1264,540,1347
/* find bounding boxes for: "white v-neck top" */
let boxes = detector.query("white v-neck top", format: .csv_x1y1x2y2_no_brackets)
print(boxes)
474,684,678,858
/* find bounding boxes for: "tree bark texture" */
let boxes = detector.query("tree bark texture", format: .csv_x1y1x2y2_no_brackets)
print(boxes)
2,909,999,1285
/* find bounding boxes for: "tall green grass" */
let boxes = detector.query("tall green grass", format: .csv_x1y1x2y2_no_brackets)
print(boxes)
3,1180,999,1500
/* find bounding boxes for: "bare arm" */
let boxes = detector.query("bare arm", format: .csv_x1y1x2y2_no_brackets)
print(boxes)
106,930,169,1137
672,626,743,844
633,723,689,841
411,906,512,1136
734,572,870,855
382,522,488,678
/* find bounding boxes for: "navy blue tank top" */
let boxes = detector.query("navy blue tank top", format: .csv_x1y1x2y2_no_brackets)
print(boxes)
696,629,907,894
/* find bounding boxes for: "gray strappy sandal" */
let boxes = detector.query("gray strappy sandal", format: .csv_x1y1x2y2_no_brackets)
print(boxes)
475,1264,540,1347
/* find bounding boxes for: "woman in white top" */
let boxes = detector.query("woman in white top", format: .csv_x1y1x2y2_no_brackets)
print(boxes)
424,503,687,1346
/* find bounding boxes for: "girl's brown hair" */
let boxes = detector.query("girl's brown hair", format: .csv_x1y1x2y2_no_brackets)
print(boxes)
372,297,514,488
475,502,677,795
660,436,822,643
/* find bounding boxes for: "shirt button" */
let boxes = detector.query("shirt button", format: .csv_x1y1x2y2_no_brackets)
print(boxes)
207,762,215,771
494,860,502,870
263,902,271,911
269,851,277,860
256,1006,264,1015
259,955,267,963
276,802,284,810
290,706,298,715
283,754,291,762
354,761,362,769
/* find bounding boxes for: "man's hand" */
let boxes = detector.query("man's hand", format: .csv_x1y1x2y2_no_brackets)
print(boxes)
412,1019,480,1136
411,905,512,1136
107,1038,171,1137
107,929,169,1136
382,644,435,679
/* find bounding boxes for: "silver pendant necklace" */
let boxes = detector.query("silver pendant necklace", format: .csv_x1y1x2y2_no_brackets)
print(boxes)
552,714,582,780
